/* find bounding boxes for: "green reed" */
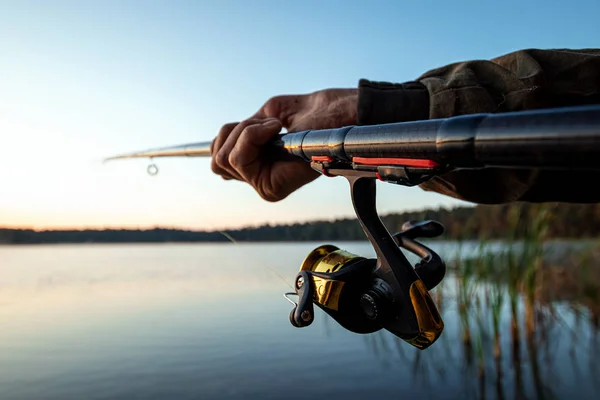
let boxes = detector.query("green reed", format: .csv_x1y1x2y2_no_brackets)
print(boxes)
361,203,600,399
442,203,563,399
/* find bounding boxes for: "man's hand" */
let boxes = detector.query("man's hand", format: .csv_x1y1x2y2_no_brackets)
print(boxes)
210,89,358,202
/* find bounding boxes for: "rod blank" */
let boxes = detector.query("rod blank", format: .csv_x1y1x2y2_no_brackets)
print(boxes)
103,142,212,162
104,104,600,170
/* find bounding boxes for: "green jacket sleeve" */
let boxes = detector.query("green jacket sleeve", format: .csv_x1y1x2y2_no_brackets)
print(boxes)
357,48,600,204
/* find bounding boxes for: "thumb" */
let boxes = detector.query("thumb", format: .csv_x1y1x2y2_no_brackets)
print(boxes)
253,95,308,128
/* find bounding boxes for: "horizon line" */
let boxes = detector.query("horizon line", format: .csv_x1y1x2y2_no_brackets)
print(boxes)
0,204,472,232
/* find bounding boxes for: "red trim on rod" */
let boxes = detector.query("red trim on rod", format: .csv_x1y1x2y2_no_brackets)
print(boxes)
353,157,439,168
311,156,334,163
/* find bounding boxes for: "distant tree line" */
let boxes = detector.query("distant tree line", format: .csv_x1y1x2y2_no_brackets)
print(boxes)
1,202,599,244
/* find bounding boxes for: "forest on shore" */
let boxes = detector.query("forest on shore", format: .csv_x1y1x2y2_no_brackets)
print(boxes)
2,202,599,244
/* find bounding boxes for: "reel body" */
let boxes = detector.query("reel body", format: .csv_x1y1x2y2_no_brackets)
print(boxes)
286,176,446,350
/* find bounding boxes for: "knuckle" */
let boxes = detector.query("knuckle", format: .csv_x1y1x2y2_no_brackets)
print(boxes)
216,150,229,167
312,90,330,105
258,186,284,202
263,95,297,117
241,123,260,136
218,122,238,136
237,120,251,129
211,160,225,176
263,96,280,115
260,192,283,202
242,117,264,127
231,119,257,135
228,150,241,168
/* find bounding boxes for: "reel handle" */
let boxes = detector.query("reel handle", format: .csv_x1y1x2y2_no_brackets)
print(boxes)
399,220,444,239
393,220,446,290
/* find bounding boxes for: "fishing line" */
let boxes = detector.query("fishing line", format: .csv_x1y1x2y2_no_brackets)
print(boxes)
214,230,294,289
146,161,293,290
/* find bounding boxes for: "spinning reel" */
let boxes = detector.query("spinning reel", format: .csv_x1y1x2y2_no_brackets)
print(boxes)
285,176,446,350
101,104,600,350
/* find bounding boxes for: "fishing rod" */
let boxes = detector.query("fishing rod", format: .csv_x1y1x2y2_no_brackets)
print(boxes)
104,104,600,350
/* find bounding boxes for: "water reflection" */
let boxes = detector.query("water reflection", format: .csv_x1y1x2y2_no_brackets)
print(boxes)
360,241,600,400
0,242,598,399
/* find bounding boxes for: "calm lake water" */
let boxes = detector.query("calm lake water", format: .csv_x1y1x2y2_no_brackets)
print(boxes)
0,242,598,399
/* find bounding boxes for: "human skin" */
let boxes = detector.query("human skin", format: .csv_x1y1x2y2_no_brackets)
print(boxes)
210,88,358,201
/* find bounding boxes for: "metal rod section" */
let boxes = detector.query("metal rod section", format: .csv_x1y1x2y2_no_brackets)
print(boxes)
278,104,600,169
104,104,600,170
103,142,212,162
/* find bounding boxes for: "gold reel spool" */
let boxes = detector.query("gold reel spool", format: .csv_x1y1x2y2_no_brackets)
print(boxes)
299,245,366,311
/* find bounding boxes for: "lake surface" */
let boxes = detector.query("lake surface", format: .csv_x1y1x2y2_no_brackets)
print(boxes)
0,242,598,399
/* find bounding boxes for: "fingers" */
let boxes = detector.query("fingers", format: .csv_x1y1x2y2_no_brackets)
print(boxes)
229,118,283,200
214,118,263,180
212,93,307,181
211,122,239,180
211,118,282,183
228,118,282,173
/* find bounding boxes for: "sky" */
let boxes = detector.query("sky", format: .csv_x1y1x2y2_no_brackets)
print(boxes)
0,0,598,231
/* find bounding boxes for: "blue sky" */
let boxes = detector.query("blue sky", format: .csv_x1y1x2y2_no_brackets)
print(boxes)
0,0,598,230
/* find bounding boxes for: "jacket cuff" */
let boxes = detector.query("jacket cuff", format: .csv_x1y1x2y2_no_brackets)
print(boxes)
357,79,430,125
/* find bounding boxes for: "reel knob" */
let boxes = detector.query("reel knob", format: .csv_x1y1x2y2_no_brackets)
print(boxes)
359,288,391,321
360,292,379,320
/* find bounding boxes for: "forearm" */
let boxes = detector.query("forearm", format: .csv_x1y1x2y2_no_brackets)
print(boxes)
359,48,600,123
357,48,600,204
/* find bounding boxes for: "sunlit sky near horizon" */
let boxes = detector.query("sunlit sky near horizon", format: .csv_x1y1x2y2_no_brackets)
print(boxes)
1,0,599,231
